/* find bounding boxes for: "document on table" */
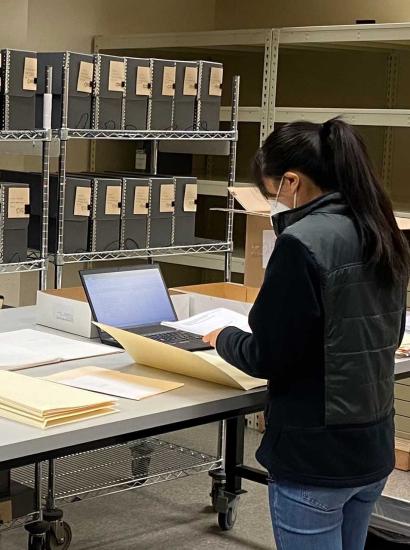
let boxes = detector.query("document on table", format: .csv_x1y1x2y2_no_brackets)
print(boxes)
46,366,184,401
95,323,266,391
0,329,122,371
0,370,118,429
161,308,251,336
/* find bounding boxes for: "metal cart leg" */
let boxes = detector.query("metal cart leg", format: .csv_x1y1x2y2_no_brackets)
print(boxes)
210,417,246,531
25,462,49,550
42,459,72,550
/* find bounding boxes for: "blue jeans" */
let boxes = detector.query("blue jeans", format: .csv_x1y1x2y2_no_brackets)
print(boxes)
269,477,387,550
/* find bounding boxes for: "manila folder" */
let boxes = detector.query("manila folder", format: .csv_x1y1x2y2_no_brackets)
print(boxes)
95,323,266,391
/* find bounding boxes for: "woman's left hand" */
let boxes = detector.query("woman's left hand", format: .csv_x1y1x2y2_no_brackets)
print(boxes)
202,328,225,348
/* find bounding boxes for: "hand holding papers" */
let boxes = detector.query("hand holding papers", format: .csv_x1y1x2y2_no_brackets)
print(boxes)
161,308,251,336
0,371,118,429
95,323,266,391
46,366,184,401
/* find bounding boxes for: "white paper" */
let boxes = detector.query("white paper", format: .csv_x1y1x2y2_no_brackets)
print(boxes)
0,343,60,370
161,307,251,336
0,329,121,371
55,374,159,400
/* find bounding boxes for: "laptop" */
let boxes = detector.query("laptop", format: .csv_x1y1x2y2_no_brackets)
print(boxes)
80,264,211,351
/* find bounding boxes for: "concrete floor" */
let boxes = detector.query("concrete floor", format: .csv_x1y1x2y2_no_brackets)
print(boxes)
0,424,275,549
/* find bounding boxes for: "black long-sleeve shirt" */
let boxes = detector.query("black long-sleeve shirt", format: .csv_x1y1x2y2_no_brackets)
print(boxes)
216,232,401,487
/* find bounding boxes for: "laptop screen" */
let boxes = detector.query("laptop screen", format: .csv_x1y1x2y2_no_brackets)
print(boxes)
81,267,177,329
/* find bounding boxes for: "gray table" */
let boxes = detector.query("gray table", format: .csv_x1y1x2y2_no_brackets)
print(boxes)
0,306,408,546
0,306,266,468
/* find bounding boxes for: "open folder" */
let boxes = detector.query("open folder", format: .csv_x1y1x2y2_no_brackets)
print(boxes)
0,371,118,429
95,323,266,391
46,366,184,401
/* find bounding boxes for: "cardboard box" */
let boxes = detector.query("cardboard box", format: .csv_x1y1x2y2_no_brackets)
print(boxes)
221,187,410,289
172,282,259,316
36,286,190,339
395,438,410,471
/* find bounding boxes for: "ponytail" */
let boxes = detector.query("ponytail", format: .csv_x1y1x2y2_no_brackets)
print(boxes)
253,117,409,285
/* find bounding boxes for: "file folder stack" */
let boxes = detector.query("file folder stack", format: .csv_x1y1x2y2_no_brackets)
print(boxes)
0,370,118,429
36,51,95,129
93,54,126,130
124,57,150,130
1,49,37,130
0,183,30,263
196,61,223,131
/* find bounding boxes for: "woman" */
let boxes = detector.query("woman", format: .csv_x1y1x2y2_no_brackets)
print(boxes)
203,118,409,550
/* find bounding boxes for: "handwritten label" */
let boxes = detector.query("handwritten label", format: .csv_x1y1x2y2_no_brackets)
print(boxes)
133,186,149,215
162,66,176,97
136,66,151,96
160,184,175,213
77,61,93,93
105,186,121,215
108,60,125,92
209,66,223,97
183,66,198,96
23,57,37,91
183,184,197,212
74,187,91,216
8,187,30,219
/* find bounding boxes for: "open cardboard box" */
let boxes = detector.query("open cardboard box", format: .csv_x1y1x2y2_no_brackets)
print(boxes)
223,187,410,288
36,286,191,339
172,282,259,316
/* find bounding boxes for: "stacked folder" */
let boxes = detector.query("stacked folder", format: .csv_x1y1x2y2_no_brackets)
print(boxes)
0,371,118,429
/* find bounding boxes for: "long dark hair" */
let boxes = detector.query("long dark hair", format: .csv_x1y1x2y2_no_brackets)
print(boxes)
253,117,409,285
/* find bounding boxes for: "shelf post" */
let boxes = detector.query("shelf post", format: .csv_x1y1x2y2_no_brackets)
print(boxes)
224,75,240,282
40,66,52,291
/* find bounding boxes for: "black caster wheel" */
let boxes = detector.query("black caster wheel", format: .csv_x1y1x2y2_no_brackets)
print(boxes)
218,505,238,531
45,521,72,550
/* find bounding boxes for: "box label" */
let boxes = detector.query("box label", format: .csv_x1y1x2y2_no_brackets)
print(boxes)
136,66,151,96
77,61,93,94
105,186,121,215
183,66,198,96
133,186,149,215
8,187,29,218
209,66,223,97
160,184,175,213
183,183,197,212
23,56,37,91
74,187,91,216
162,66,176,97
108,60,125,92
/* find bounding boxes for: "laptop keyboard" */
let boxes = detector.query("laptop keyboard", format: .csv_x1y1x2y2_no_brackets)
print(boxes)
149,331,202,344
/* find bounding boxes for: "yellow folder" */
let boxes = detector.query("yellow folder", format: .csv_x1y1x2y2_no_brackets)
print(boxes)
95,323,266,391
46,366,184,401
0,370,118,429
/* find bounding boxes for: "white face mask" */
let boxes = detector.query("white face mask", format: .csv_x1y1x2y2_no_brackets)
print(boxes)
270,175,298,218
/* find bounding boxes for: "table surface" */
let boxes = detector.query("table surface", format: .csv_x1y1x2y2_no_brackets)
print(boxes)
0,305,409,474
0,306,266,467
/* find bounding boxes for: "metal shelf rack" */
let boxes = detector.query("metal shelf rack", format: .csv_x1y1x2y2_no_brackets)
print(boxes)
51,75,240,288
0,126,51,288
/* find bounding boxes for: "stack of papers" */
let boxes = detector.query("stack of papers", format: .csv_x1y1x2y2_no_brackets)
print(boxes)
96,323,266,391
0,371,118,429
0,329,121,371
161,308,251,335
46,366,184,401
